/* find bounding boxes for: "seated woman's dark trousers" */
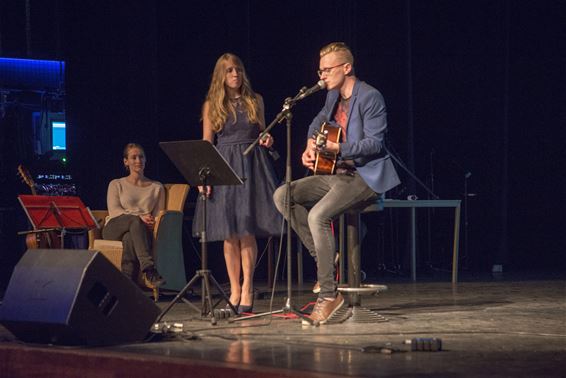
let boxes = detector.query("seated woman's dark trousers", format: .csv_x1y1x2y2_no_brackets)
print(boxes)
102,214,154,278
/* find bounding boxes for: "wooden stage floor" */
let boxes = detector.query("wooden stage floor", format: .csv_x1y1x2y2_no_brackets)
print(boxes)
1,276,565,377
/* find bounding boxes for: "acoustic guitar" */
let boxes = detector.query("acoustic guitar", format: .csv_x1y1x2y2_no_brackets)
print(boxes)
17,164,37,195
17,164,60,249
312,122,342,175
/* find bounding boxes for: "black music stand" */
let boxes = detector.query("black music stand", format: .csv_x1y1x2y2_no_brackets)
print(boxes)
157,140,243,325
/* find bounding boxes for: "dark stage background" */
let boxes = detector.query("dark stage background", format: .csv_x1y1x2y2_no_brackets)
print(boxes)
0,1,564,289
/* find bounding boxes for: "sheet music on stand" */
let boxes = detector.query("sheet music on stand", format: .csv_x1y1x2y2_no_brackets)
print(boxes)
18,195,98,248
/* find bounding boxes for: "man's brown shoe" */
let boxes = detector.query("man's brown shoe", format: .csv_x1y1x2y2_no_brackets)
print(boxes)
303,292,344,326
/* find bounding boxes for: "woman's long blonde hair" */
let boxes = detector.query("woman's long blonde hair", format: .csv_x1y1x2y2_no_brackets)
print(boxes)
204,53,260,133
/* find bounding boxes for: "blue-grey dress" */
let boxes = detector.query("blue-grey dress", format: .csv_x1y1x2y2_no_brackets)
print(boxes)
192,105,282,241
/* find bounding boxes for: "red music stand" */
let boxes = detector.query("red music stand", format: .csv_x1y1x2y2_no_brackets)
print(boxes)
18,195,98,248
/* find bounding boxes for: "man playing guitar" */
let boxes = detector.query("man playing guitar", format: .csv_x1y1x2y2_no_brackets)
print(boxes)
273,42,400,325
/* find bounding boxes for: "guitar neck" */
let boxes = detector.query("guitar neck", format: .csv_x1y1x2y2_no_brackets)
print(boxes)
17,165,37,195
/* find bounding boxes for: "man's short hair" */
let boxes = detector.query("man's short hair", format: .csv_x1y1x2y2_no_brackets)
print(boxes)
320,42,354,65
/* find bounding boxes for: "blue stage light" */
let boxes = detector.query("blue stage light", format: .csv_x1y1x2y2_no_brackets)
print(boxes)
0,57,65,91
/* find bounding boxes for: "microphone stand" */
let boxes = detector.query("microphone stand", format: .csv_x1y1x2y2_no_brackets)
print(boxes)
384,143,439,200
242,87,306,156
235,89,314,324
426,149,435,269
463,171,472,266
450,159,473,268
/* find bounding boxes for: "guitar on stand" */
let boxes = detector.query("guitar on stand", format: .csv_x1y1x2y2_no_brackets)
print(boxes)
312,122,342,175
17,164,61,249
17,165,38,196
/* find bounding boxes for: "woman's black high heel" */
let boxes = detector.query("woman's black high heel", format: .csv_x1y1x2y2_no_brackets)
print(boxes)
226,299,240,313
237,294,254,314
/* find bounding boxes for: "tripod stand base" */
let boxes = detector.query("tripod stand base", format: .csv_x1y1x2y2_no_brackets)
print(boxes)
334,284,389,324
327,305,388,324
156,269,235,325
230,298,315,325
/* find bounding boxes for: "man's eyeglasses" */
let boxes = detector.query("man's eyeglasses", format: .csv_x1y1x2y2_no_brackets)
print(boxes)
317,62,347,77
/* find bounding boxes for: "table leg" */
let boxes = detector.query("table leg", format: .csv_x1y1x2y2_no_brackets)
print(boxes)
411,207,416,281
451,204,461,283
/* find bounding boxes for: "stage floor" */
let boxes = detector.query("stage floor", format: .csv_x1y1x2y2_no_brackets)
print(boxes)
1,276,565,377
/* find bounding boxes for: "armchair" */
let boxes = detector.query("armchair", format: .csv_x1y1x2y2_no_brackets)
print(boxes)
89,183,190,301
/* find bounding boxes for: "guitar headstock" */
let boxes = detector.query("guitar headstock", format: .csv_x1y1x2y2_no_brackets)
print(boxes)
17,164,37,195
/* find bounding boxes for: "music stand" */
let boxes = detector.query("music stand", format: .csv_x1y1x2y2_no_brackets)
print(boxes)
17,195,98,248
157,140,243,325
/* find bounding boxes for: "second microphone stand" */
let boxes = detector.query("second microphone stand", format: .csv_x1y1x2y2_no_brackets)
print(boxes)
235,91,314,324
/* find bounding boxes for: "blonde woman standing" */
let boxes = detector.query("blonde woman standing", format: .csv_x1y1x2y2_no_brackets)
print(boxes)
193,53,281,314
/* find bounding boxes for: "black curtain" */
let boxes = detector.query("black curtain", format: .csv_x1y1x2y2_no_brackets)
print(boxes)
0,0,564,277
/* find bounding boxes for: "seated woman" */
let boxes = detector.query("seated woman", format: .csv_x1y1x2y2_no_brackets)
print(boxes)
102,142,166,288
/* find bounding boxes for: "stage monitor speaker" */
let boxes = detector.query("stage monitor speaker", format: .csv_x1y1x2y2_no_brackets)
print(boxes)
0,249,161,346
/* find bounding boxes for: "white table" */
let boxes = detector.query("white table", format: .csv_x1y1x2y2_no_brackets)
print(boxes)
376,199,462,283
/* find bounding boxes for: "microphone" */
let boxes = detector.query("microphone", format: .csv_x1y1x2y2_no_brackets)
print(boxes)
297,80,326,100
